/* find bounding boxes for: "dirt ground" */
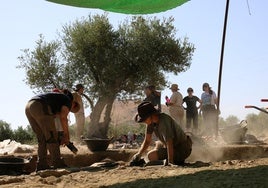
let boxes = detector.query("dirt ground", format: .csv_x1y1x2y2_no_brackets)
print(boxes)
0,142,268,188
0,157,267,188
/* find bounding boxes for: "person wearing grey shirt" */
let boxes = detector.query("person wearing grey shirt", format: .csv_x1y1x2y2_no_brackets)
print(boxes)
133,102,192,165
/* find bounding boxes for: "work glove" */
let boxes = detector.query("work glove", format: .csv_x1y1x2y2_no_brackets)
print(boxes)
132,153,141,162
130,153,145,167
58,131,70,146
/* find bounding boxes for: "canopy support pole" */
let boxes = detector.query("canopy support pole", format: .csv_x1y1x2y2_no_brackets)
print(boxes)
216,0,230,136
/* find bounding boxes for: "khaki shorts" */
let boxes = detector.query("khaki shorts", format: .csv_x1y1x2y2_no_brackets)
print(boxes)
157,136,192,165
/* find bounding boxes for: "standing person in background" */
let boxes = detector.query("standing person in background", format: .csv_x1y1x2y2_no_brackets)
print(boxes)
166,84,184,126
200,83,218,137
144,85,161,112
73,84,85,140
183,88,202,134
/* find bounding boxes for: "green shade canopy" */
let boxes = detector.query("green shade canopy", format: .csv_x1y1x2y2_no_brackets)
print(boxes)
46,0,189,14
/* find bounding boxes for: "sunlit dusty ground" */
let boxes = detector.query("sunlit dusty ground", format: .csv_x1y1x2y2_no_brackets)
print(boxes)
0,157,267,188
0,142,268,188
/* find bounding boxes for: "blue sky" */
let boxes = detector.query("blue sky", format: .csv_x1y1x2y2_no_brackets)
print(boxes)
0,0,267,128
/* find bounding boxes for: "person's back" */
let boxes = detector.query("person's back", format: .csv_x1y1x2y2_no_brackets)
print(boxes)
147,113,192,164
31,92,72,114
153,113,188,146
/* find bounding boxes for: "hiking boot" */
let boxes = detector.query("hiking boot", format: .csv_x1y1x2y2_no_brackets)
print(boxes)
36,162,51,171
47,143,68,169
51,158,68,169
175,160,185,166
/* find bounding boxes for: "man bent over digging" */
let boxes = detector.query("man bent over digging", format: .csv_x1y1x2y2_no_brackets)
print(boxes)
132,102,192,166
25,89,79,171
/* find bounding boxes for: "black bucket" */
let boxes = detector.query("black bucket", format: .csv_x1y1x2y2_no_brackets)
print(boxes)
0,157,31,175
83,138,111,152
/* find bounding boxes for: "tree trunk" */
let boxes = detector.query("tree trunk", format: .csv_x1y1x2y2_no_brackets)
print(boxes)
99,99,113,137
82,93,95,111
87,95,115,138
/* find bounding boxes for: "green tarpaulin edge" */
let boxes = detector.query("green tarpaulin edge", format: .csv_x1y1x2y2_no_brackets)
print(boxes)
46,0,189,14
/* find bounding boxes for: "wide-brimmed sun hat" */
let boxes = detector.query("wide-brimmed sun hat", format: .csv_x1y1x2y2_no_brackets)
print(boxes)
135,102,159,123
170,84,179,91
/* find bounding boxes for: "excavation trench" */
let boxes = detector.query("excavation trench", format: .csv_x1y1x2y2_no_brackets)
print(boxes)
2,144,267,174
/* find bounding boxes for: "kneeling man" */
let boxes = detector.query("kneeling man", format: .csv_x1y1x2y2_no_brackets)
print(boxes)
133,102,192,165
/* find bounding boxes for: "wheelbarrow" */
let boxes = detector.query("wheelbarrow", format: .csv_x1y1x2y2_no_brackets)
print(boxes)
245,98,268,114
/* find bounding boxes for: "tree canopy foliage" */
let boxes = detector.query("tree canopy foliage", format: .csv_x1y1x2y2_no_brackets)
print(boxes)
18,36,63,92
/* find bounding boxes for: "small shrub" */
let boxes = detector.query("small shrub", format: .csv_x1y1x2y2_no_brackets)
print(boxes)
0,120,14,141
13,126,35,144
108,123,146,138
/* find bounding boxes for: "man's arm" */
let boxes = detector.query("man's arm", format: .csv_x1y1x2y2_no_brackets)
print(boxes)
168,94,176,106
199,94,204,111
197,97,202,109
166,139,174,164
137,133,152,156
60,106,70,145
182,97,187,110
